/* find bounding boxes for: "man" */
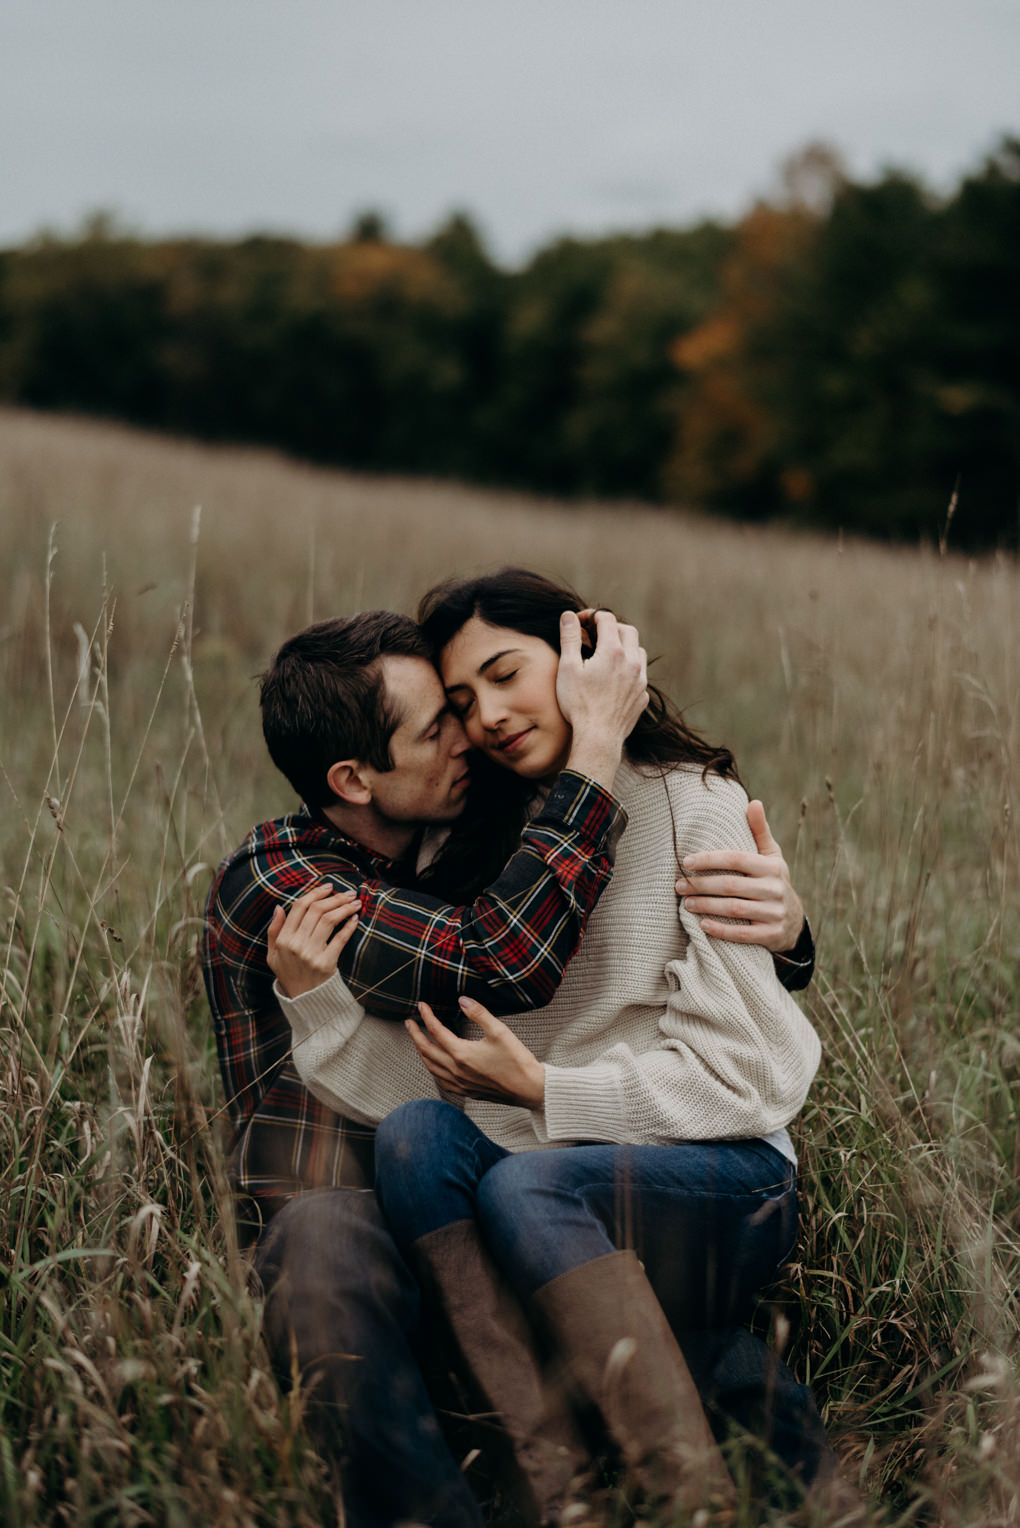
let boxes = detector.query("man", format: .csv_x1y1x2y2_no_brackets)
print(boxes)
202,607,813,1527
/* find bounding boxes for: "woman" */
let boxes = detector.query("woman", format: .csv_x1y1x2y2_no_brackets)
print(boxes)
383,570,822,1507
270,570,836,1519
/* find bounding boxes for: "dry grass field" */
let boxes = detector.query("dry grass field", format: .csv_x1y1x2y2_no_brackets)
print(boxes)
1,405,1018,1526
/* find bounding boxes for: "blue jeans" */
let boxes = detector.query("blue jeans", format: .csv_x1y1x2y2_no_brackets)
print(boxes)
253,1187,484,1528
375,1100,836,1489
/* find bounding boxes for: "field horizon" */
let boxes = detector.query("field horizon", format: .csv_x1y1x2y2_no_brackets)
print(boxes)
1,405,1018,1526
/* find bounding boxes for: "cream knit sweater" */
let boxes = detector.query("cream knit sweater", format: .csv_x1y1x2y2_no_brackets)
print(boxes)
277,760,821,1154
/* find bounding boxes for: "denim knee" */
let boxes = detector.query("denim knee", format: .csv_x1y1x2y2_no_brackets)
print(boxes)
375,1098,454,1177
375,1100,506,1247
476,1151,616,1296
476,1145,602,1229
474,1148,545,1221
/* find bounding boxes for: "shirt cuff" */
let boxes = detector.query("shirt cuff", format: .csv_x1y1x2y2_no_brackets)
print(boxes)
772,918,815,992
274,969,366,1047
535,769,627,857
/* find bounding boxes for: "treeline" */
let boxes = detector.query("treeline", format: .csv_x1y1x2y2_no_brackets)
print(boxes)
1,139,1017,546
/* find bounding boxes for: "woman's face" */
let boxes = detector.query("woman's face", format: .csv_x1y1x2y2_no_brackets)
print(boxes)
440,616,573,781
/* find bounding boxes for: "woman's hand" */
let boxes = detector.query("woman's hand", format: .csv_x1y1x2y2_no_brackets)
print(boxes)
407,997,546,1109
267,882,362,998
675,800,806,952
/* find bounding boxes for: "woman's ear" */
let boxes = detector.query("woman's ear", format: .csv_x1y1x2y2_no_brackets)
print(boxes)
326,759,373,807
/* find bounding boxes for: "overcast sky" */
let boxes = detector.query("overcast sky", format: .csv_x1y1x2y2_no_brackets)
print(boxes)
3,0,1017,264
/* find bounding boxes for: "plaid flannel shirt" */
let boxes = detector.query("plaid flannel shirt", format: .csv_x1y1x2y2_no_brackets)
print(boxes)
202,769,625,1241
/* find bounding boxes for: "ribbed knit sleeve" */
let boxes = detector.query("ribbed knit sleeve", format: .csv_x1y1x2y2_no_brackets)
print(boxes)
277,972,439,1126
537,947,819,1145
529,770,821,1146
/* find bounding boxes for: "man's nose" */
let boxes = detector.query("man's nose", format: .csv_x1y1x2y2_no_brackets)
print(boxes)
449,718,471,755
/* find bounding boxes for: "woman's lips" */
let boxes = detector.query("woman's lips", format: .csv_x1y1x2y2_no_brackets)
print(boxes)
497,728,534,755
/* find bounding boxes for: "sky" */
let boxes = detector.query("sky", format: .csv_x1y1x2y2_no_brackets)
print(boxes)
2,0,1018,265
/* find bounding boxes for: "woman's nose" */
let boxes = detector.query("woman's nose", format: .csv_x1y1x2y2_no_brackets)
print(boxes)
477,690,508,731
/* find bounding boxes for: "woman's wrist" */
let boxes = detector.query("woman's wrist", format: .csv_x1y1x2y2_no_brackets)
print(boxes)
278,967,332,999
525,1059,547,1110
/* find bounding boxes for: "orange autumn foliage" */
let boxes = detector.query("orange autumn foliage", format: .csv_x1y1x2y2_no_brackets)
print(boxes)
325,241,456,309
664,201,818,507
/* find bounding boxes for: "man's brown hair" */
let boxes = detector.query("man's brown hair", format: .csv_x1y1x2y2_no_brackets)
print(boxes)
260,612,429,807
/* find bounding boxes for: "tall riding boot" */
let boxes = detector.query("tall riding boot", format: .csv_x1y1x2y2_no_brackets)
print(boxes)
530,1249,737,1515
411,1218,588,1526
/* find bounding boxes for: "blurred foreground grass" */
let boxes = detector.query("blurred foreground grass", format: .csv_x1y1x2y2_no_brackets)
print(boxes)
1,407,1017,1526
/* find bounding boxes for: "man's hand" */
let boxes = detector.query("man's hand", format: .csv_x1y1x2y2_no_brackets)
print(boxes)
557,609,648,789
675,800,806,953
407,997,546,1109
267,883,362,997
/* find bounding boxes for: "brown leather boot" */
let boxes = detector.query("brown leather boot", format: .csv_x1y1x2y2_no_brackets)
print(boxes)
530,1249,737,1515
410,1218,588,1526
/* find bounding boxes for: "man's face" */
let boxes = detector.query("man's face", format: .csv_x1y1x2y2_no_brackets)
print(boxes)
362,655,472,827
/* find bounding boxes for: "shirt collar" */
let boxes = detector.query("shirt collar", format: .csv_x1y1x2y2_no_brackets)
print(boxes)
301,801,420,881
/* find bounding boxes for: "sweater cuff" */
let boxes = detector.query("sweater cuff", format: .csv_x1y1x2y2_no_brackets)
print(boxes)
534,1062,628,1144
274,969,365,1048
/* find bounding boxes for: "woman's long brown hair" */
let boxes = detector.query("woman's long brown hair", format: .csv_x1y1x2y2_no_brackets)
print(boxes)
417,567,740,900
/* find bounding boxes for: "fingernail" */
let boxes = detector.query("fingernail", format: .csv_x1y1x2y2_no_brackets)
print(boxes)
676,878,690,891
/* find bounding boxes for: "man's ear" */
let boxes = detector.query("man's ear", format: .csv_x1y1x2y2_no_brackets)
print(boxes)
326,759,373,807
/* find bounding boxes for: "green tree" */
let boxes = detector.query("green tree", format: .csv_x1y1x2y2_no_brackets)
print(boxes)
927,139,1020,546
565,226,731,499
0,217,168,423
